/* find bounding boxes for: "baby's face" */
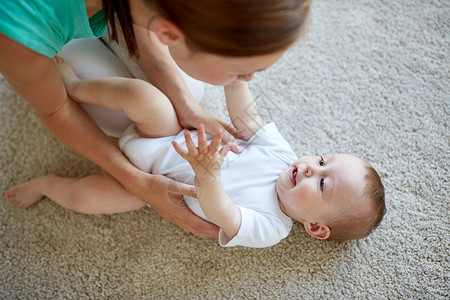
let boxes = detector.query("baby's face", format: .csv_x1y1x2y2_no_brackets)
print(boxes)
276,154,368,225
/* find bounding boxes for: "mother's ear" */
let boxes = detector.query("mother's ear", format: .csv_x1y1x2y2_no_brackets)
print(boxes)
151,19,183,45
304,221,330,240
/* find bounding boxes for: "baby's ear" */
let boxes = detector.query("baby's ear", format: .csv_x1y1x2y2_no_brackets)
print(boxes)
303,221,330,240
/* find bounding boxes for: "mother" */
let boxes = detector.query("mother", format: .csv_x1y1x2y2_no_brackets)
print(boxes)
0,0,310,237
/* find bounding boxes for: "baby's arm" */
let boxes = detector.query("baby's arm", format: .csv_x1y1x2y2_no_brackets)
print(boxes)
172,124,241,239
224,81,265,140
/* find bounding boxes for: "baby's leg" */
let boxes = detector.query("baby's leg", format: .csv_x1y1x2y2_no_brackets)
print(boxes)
54,56,182,138
5,173,146,214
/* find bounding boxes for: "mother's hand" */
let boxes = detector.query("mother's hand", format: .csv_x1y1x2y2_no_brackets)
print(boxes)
176,101,242,153
135,172,220,238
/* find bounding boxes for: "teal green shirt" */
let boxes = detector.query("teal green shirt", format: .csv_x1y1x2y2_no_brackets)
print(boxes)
0,0,107,58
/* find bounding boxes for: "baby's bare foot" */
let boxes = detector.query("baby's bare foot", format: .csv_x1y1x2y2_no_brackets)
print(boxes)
5,176,50,208
53,55,81,92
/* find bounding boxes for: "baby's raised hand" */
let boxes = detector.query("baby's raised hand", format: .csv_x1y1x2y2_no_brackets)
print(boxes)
172,124,235,182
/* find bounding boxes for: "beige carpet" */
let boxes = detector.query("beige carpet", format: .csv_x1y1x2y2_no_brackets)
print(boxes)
1,0,448,298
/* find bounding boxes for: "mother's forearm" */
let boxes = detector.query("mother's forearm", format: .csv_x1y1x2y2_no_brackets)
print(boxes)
133,27,194,112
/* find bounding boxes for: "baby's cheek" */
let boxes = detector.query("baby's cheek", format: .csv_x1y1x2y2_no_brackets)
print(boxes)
297,183,317,203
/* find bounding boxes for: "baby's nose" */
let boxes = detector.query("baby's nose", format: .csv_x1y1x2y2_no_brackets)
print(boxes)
296,164,313,177
305,167,312,177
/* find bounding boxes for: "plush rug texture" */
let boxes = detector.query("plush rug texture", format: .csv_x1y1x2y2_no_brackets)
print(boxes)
0,0,448,298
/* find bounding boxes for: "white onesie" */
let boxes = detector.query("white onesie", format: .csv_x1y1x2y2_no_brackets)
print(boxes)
119,123,296,248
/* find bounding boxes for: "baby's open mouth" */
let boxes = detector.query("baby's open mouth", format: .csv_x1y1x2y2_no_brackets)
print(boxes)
290,167,297,186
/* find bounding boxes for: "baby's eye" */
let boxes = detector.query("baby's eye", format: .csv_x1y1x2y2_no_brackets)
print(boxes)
319,156,324,166
319,178,325,192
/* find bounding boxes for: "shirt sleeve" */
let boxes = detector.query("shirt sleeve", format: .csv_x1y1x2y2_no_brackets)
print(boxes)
218,206,292,248
0,1,106,58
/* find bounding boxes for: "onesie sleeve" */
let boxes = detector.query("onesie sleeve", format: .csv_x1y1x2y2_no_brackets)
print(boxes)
219,206,292,248
246,123,296,163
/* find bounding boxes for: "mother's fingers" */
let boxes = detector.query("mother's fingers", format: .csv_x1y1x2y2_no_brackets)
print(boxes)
218,121,242,153
166,179,197,198
219,141,234,159
170,205,219,238
219,120,242,140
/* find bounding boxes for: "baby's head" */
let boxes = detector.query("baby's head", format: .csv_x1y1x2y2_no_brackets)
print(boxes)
276,154,385,241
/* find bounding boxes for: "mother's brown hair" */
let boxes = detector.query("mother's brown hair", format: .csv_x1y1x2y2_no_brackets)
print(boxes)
103,0,311,57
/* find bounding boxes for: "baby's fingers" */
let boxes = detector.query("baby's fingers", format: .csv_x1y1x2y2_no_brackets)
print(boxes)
197,124,208,152
172,141,189,159
209,130,223,153
184,130,198,155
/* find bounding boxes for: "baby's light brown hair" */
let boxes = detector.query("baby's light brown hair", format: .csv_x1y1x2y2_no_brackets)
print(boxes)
328,163,386,241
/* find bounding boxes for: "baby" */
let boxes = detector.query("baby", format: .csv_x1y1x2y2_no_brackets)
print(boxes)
6,57,385,248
